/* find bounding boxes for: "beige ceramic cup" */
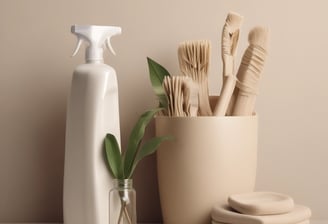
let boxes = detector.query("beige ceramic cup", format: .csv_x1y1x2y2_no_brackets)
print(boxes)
155,112,257,224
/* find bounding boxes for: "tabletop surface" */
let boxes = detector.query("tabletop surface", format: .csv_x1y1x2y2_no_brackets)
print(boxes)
0,222,327,224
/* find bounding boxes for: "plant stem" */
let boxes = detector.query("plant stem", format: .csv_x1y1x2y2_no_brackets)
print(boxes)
117,191,132,224
124,206,132,224
117,204,124,224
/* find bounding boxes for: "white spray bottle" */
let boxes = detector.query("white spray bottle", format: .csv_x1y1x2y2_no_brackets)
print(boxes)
64,25,122,224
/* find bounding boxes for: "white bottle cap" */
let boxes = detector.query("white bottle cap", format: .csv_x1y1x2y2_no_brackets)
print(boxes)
71,25,122,63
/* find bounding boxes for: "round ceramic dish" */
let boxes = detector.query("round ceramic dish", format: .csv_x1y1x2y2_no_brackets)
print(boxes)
228,191,294,215
211,203,311,224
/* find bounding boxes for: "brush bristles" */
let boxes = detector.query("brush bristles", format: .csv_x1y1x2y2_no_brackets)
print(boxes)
178,40,211,79
178,39,213,116
163,76,198,117
248,26,270,50
226,11,244,31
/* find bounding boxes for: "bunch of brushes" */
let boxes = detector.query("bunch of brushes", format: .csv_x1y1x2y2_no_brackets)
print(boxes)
149,12,270,117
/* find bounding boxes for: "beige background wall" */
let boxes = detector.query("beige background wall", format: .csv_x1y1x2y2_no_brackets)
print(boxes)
0,0,327,222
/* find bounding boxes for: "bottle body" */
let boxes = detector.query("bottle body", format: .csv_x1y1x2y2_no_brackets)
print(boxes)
109,179,137,224
63,63,121,224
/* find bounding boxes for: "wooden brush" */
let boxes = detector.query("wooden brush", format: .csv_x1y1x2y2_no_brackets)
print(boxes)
178,40,212,116
214,12,243,116
231,26,269,116
163,76,199,117
182,78,199,117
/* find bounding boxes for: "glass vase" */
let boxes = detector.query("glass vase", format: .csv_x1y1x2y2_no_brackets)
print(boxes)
109,179,136,224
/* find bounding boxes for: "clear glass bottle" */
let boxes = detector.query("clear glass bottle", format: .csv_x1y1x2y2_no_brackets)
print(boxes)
109,179,136,224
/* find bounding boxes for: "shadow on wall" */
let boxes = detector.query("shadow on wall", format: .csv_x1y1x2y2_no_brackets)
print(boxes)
133,120,162,222
38,103,66,221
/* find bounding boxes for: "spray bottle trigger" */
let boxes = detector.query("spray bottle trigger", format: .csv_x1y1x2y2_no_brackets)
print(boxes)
72,38,83,57
106,37,116,56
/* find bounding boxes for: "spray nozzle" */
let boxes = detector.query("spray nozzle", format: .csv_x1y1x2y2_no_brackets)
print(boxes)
71,25,122,62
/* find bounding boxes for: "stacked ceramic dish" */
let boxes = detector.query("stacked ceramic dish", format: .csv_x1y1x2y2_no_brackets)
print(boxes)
211,192,312,224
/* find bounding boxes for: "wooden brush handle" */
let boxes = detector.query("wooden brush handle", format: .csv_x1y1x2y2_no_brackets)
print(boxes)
198,78,212,116
214,74,236,116
232,94,257,116
232,44,267,116
214,12,243,116
226,88,238,116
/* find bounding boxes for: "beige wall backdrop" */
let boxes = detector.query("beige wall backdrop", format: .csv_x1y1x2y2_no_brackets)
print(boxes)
1,0,327,222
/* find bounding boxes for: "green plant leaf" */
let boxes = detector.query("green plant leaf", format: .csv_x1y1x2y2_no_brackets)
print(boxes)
128,135,173,178
123,108,163,178
104,134,123,179
147,57,170,108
